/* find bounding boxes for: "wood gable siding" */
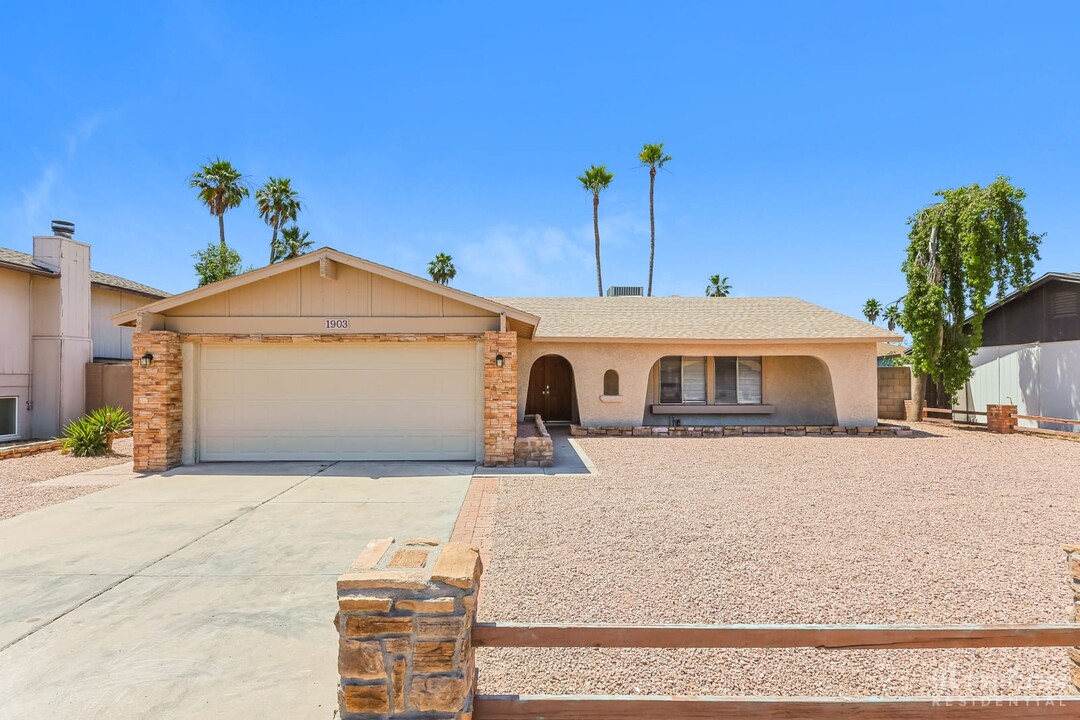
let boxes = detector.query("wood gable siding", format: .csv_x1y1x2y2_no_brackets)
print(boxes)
156,263,500,335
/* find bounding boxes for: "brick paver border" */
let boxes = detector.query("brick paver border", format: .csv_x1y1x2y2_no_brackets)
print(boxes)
451,477,498,570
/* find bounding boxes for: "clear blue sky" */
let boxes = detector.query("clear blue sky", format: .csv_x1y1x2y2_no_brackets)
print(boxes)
2,2,1077,319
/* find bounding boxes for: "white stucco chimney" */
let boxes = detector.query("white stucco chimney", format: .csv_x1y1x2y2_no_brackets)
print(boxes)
30,221,93,438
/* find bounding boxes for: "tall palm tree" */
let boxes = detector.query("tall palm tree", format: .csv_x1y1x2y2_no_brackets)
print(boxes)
705,274,732,297
638,143,671,297
189,159,249,249
427,252,457,285
274,225,313,262
863,298,883,324
883,304,902,332
578,165,615,297
256,177,303,263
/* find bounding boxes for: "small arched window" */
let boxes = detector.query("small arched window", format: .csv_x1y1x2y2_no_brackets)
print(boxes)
603,369,620,396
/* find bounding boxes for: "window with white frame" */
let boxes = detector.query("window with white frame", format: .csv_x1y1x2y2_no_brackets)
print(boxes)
0,397,16,438
715,356,762,404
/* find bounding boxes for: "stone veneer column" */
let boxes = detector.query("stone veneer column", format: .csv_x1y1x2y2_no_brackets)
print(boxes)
986,404,1017,434
483,331,517,467
1066,544,1080,695
132,331,183,472
335,538,482,719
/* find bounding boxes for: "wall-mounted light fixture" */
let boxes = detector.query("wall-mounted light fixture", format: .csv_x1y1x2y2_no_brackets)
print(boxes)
495,353,504,368
140,352,154,367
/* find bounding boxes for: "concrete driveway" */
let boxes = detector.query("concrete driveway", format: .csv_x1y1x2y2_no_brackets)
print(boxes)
0,460,473,719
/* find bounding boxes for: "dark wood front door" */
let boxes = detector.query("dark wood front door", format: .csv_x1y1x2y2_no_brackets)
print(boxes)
525,355,575,422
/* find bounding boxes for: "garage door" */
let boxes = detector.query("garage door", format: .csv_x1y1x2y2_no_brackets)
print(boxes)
196,343,480,461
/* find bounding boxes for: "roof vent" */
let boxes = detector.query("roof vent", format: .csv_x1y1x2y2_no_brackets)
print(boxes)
51,220,75,238
606,286,644,297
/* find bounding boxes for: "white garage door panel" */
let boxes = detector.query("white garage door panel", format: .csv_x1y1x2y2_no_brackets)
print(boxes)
197,344,479,461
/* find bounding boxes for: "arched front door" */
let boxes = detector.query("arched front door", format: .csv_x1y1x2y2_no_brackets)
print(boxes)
525,355,576,422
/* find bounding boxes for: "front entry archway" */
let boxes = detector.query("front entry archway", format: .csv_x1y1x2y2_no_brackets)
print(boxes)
525,354,577,423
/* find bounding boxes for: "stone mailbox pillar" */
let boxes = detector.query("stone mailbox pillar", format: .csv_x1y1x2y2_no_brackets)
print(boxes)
335,537,482,719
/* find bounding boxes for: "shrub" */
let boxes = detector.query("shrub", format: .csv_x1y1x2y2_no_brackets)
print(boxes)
60,406,132,456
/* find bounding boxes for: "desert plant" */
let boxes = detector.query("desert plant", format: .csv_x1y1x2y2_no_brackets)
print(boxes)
60,406,131,456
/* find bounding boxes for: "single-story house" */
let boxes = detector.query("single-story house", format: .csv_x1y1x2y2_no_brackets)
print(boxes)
111,247,899,471
955,271,1080,431
0,222,169,442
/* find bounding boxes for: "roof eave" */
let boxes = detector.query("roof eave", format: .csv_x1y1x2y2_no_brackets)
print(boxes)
0,260,57,278
91,281,169,300
527,334,903,344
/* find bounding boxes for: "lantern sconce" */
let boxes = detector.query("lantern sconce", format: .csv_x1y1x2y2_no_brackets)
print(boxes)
495,353,504,368
140,352,154,367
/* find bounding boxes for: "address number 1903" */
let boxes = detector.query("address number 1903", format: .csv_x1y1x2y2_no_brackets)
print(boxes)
324,318,350,330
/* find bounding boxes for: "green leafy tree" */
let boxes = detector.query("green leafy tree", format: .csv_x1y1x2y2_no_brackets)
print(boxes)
639,143,672,296
189,159,249,248
705,274,731,297
427,252,457,285
193,241,245,286
900,176,1042,419
273,225,313,262
883,304,902,332
256,177,303,264
862,298,882,324
578,165,615,297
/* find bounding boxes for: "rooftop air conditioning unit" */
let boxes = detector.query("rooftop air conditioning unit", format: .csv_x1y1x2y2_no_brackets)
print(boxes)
606,286,644,297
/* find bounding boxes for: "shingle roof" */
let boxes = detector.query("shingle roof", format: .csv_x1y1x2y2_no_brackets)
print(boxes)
0,246,170,298
491,296,899,341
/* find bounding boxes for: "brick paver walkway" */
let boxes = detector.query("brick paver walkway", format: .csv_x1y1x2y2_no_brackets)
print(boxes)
451,476,497,569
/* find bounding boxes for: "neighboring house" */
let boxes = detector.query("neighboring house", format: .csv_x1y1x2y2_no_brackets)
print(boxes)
955,272,1080,430
111,247,897,471
0,223,169,442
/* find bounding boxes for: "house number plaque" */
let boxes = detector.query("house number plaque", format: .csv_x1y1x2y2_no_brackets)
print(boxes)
324,318,350,330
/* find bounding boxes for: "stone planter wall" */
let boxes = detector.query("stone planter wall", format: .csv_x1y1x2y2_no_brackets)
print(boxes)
335,537,481,719
0,439,64,460
514,414,553,467
570,424,914,437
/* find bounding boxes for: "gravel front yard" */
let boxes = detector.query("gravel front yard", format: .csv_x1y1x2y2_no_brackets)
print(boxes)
0,437,134,520
477,423,1080,697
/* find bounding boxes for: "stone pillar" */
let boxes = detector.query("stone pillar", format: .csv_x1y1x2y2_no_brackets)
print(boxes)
483,331,517,467
1066,545,1080,695
336,537,481,719
132,331,183,472
987,404,1017,434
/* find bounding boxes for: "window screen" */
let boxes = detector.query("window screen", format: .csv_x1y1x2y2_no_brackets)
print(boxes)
714,357,762,404
682,357,707,403
737,357,763,404
659,357,682,403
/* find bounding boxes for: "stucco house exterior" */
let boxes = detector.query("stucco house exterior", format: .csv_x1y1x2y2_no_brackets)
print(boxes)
0,224,169,442
112,247,898,471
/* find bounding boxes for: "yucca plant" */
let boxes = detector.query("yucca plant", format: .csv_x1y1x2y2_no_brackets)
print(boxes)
60,406,132,456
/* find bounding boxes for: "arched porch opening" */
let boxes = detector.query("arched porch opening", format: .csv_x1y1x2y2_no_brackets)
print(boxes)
525,354,579,423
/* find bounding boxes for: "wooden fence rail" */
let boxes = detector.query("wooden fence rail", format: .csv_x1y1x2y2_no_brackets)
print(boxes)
473,622,1080,719
475,695,1080,719
473,622,1080,649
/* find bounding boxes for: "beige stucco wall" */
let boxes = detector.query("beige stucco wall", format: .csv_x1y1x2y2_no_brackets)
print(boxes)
0,268,32,438
517,339,879,427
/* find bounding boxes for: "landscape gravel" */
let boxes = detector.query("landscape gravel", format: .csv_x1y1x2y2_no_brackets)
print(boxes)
0,437,134,520
477,423,1080,697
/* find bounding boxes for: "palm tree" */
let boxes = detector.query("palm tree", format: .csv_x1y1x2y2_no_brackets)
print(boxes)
883,304,902,332
863,298,883,324
256,177,302,263
427,252,457,285
638,143,671,297
578,165,615,297
189,159,249,249
705,275,732,297
273,225,313,262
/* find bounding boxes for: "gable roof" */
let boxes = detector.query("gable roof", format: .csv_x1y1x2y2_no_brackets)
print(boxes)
110,247,541,333
0,246,170,298
492,296,900,343
981,272,1080,316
